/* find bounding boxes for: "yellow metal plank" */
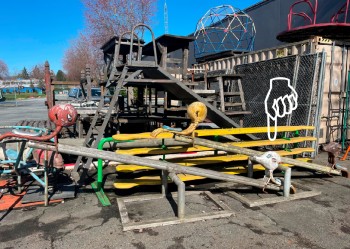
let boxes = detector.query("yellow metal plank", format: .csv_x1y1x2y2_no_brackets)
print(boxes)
195,126,314,136
232,136,316,147
114,158,311,189
116,149,314,172
116,146,211,155
112,126,314,141
116,136,316,155
112,132,173,141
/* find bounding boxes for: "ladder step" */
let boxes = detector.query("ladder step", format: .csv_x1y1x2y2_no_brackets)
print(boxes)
224,102,243,107
184,82,199,86
193,90,216,95
225,111,252,115
166,107,187,111
224,92,241,96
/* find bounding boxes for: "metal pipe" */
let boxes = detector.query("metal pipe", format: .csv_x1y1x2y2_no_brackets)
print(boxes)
247,159,253,178
169,172,185,219
304,53,319,145
326,41,335,143
174,136,341,176
44,150,49,206
161,170,169,197
97,137,116,190
114,138,188,148
313,51,327,156
15,141,27,193
28,142,282,191
28,171,46,187
279,165,291,198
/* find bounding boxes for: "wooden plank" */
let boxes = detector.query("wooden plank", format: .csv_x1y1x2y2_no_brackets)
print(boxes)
218,76,225,112
116,155,312,173
225,111,252,115
238,79,247,110
116,136,316,155
224,103,243,107
112,126,315,140
116,198,130,223
114,158,312,189
122,210,233,231
224,92,240,96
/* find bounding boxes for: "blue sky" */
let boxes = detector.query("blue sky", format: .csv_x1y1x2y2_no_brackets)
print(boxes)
0,0,260,75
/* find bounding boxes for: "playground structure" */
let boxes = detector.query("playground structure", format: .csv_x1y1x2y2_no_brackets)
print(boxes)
277,0,350,42
2,0,350,230
0,104,77,206
194,5,256,61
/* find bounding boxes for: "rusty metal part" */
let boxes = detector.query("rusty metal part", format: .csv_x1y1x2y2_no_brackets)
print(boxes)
174,135,342,176
151,102,208,137
0,104,77,143
28,142,283,191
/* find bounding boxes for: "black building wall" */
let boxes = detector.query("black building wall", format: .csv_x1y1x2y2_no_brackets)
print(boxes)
246,0,345,51
185,0,346,65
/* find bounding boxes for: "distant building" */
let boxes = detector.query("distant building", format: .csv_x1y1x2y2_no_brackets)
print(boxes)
0,79,43,94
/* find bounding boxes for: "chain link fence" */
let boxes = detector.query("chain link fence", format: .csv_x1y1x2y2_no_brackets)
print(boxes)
231,53,324,151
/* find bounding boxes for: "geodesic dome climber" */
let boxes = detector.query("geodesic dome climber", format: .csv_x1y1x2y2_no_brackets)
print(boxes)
194,5,256,59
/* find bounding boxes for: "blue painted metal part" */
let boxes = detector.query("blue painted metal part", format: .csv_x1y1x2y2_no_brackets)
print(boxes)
0,125,51,201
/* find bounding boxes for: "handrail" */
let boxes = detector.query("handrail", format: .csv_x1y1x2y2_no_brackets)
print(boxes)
129,23,157,66
331,0,350,23
288,0,318,30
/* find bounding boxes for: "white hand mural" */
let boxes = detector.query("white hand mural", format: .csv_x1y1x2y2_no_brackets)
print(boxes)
264,77,298,141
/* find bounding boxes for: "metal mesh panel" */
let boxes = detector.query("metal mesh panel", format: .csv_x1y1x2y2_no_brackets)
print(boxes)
234,53,323,144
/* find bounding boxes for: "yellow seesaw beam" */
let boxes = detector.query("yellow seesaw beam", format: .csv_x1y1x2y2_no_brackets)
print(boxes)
114,159,311,189
112,126,314,141
115,136,316,156
116,148,315,172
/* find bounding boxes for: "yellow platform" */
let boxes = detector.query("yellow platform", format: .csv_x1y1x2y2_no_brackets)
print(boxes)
116,148,314,172
114,159,311,189
116,136,316,156
112,126,314,141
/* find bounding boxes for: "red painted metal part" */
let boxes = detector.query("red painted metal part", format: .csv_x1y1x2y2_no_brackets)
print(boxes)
48,104,78,127
331,1,350,23
287,0,318,30
278,0,350,42
277,23,350,42
0,104,77,142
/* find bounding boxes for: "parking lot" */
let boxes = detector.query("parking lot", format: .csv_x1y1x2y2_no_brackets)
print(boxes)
1,100,350,249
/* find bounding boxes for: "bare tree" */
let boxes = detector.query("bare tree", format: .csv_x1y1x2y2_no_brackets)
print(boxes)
0,60,9,79
82,0,157,47
63,0,156,81
31,64,45,80
63,33,98,81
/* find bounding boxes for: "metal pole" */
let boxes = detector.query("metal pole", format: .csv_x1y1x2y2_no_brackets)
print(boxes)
28,142,282,191
174,136,342,176
44,150,48,206
279,165,291,198
161,170,169,196
326,42,335,143
247,159,254,178
169,172,185,219
313,51,327,156
15,141,27,193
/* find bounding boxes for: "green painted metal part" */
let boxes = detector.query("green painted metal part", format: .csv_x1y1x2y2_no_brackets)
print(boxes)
92,137,133,206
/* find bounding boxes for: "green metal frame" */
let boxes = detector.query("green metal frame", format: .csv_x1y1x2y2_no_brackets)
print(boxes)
91,137,117,206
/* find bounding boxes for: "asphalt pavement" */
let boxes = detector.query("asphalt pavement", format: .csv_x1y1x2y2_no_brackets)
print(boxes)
0,99,350,248
0,98,48,126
